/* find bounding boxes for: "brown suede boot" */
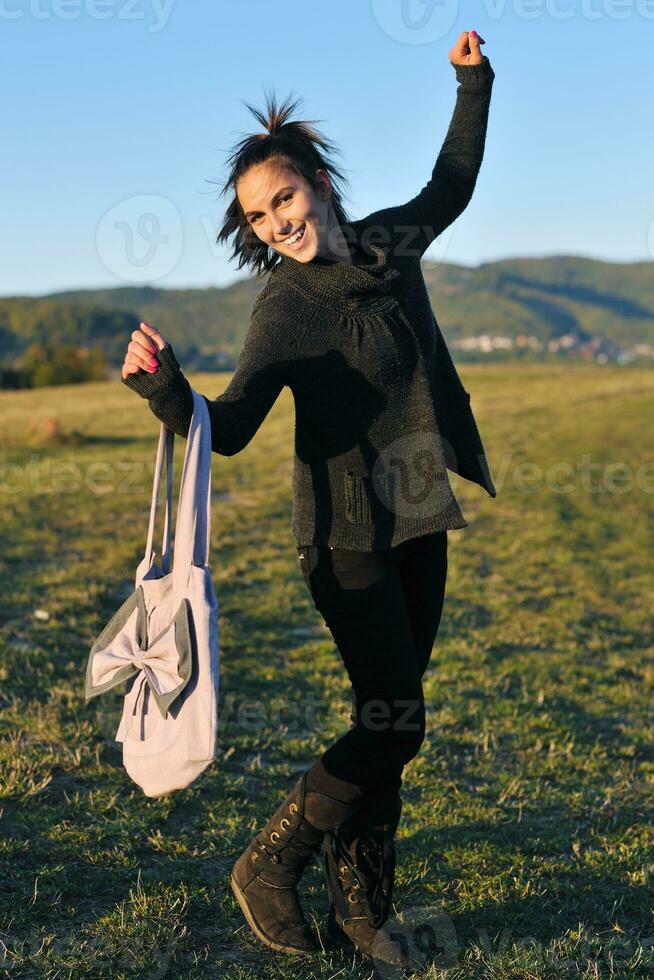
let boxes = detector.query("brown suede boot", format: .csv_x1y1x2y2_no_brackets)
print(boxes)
230,769,364,955
323,792,424,972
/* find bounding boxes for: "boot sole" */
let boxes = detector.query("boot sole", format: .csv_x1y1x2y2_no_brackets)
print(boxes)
229,872,317,956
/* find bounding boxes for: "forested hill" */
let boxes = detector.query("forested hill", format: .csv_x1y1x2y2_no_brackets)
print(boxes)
2,255,653,369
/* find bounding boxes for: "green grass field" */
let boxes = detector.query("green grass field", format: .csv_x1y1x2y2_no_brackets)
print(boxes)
1,362,653,978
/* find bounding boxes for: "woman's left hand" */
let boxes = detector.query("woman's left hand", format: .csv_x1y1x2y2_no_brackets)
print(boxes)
449,30,486,67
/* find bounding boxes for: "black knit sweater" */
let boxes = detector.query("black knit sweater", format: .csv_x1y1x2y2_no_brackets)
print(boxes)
123,56,497,551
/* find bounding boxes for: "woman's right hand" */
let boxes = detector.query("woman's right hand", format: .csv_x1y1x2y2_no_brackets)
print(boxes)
121,321,169,379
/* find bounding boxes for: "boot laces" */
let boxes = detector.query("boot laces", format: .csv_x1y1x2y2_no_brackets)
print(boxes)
334,828,395,928
255,801,319,863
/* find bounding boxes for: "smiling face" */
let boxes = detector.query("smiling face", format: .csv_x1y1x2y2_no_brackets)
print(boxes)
237,161,348,264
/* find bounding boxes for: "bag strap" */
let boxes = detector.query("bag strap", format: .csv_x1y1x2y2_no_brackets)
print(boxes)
142,424,174,573
171,389,212,592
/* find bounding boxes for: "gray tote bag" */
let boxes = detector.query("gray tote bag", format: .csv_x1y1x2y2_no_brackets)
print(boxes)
84,389,219,797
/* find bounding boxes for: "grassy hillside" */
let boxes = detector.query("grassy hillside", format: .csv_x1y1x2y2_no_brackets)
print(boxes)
421,256,654,348
0,363,653,976
2,255,653,371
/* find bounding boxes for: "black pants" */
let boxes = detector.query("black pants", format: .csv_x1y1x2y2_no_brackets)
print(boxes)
297,531,448,800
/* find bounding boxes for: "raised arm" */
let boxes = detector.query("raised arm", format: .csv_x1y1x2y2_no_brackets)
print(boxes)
121,295,289,456
362,32,495,260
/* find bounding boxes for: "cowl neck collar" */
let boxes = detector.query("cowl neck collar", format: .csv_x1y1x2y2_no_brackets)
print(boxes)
271,221,400,314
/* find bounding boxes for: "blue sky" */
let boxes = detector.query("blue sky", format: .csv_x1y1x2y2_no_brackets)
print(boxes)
3,0,653,296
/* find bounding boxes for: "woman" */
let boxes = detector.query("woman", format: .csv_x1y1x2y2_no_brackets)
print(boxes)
122,30,496,970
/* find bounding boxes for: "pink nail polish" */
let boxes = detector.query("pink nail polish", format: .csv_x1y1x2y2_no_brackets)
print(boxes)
470,29,477,36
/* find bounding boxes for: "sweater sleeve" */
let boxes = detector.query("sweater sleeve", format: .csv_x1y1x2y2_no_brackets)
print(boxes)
120,299,288,456
362,56,495,259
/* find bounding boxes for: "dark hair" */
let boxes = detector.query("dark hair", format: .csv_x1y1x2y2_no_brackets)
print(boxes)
212,89,352,278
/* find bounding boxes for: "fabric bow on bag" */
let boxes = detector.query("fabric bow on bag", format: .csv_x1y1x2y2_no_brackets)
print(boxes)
86,587,193,727
84,388,220,797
